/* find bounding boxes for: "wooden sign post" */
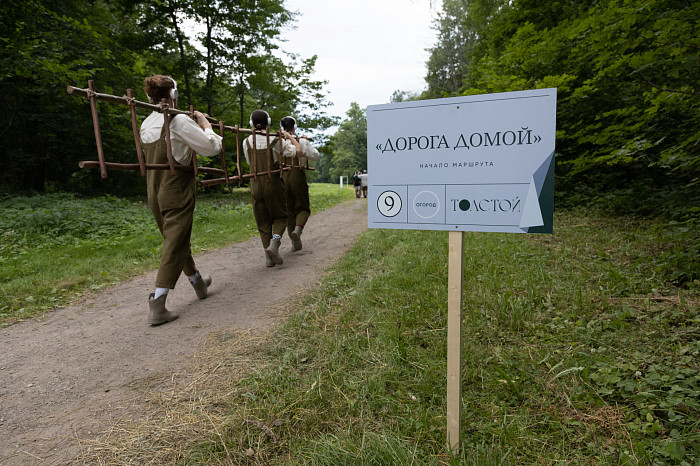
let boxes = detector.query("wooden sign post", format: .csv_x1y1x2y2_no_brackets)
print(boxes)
446,230,465,453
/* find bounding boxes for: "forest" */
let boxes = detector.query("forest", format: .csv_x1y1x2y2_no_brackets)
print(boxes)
0,0,335,195
1,0,698,281
322,0,699,284
422,0,698,216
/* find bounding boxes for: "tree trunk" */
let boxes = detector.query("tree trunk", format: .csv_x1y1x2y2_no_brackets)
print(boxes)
239,85,245,128
205,13,213,115
169,5,192,108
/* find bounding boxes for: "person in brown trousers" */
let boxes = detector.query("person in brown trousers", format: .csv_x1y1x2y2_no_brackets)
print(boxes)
280,116,320,251
140,75,222,325
243,110,300,267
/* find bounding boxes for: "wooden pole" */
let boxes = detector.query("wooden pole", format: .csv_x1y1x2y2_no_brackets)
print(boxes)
279,136,286,171
252,129,258,182
279,133,285,178
78,161,224,175
126,89,146,176
192,151,199,177
292,137,299,169
447,230,464,455
189,105,198,177
196,163,307,187
87,80,107,179
160,99,176,175
266,126,272,180
235,125,242,185
197,166,291,187
219,121,229,185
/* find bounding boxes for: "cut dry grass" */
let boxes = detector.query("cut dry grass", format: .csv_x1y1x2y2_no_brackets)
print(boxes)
75,295,308,465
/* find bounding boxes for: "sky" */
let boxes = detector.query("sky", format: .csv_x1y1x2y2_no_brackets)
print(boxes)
277,0,443,123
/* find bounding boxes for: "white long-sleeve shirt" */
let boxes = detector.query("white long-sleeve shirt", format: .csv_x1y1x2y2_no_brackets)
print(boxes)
140,112,222,165
299,138,320,163
242,134,297,165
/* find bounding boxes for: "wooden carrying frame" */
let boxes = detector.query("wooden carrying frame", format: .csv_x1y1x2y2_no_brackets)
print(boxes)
67,80,314,187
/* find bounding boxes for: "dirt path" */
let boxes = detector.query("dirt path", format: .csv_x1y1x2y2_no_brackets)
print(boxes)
0,200,367,465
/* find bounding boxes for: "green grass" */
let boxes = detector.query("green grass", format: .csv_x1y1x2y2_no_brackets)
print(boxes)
3,190,698,464
170,209,699,465
0,184,354,326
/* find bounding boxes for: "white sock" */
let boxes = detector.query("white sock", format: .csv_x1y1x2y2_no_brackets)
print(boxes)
154,287,169,299
272,234,281,240
188,271,200,284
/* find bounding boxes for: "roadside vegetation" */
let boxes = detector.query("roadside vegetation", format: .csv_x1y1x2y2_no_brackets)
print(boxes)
80,208,699,464
3,0,696,463
0,184,354,327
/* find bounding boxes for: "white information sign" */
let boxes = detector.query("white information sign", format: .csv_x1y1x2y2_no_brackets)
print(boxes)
367,89,557,233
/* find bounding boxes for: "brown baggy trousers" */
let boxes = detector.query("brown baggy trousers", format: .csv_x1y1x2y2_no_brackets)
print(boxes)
248,139,287,249
283,164,311,233
142,125,197,289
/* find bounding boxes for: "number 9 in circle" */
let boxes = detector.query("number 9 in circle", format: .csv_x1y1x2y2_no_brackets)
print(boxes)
377,191,402,217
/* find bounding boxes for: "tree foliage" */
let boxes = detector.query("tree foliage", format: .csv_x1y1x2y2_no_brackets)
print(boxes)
319,103,367,183
425,0,699,217
0,0,333,194
0,0,145,194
